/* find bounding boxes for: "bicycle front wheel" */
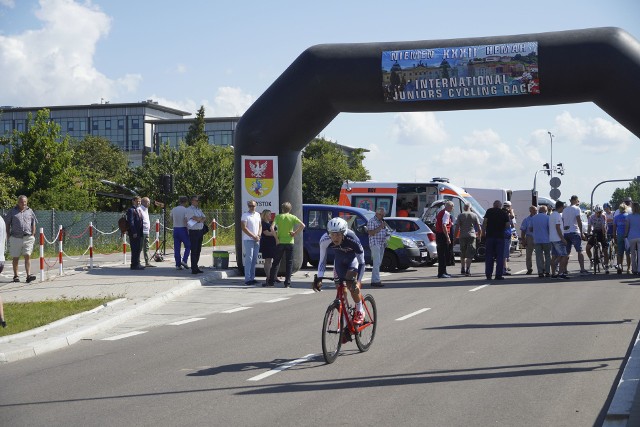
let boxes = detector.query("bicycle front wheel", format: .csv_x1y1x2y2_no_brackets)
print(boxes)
355,294,377,352
322,302,342,364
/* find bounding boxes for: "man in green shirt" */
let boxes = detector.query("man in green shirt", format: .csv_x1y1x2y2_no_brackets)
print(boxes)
265,202,305,288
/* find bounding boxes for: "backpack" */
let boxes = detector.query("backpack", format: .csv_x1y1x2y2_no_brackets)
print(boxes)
118,215,129,235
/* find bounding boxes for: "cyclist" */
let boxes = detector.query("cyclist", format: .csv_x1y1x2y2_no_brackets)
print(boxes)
604,203,615,259
315,217,366,324
586,204,609,273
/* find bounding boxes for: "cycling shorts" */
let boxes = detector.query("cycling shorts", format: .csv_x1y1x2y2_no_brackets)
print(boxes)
333,254,359,291
587,232,608,248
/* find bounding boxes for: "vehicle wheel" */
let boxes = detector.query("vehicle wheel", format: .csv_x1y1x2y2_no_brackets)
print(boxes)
397,263,410,270
381,250,397,272
475,243,486,262
355,294,377,352
322,302,342,364
425,255,437,266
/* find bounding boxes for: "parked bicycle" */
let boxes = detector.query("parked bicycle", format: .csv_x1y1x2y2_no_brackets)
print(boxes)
313,274,377,364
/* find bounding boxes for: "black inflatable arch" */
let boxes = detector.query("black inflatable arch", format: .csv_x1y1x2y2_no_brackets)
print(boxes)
234,27,640,270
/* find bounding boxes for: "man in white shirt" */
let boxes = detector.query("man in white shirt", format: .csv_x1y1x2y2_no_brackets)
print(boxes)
549,201,570,279
139,197,156,267
241,200,262,286
186,196,206,274
563,195,588,275
171,196,190,270
0,215,7,327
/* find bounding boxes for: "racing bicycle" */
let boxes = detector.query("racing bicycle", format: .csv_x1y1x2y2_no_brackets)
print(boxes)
587,233,606,275
313,274,377,364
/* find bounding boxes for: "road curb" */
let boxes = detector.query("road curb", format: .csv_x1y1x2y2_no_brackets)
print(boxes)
604,328,640,426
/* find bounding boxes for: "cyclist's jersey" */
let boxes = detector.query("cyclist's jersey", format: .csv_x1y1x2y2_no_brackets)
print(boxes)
588,214,606,234
604,211,614,236
317,229,366,282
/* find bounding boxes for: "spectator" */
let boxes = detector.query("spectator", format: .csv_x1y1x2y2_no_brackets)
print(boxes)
4,195,37,283
266,202,305,288
139,197,155,267
549,201,570,279
563,195,588,275
454,203,482,276
615,197,633,216
259,209,276,286
502,201,516,275
624,202,640,275
530,205,551,278
171,196,190,270
241,200,261,285
397,203,409,217
0,215,6,327
520,206,537,275
614,202,631,274
367,207,389,287
435,201,454,278
482,200,509,280
186,196,206,274
127,196,144,270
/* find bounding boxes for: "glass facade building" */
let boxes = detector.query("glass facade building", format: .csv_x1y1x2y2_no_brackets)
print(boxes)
0,101,239,166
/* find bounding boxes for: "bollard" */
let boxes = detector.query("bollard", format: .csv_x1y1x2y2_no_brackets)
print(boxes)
58,225,63,275
155,219,160,253
122,233,127,265
211,219,217,267
39,228,45,282
89,222,94,269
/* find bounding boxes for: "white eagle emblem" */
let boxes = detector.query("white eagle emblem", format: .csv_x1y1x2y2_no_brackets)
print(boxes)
249,161,268,178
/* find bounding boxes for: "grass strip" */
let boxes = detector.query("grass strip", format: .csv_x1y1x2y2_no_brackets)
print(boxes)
0,298,117,337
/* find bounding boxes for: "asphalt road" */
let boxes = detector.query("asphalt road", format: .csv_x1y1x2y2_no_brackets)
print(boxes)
1,258,639,427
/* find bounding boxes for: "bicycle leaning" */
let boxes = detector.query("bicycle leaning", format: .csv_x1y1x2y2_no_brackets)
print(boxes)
313,273,377,364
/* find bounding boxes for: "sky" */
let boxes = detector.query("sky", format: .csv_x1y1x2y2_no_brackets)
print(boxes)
1,0,639,205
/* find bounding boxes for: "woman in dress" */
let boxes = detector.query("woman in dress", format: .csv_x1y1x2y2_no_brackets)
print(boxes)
259,209,277,284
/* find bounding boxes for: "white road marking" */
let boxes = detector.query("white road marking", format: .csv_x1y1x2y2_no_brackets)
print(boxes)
515,269,527,275
222,307,251,313
301,290,317,295
265,297,290,303
469,284,489,292
395,308,431,321
247,354,317,381
168,318,206,326
102,331,147,341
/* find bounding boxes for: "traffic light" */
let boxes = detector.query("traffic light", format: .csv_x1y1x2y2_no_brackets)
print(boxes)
161,174,174,194
543,163,550,176
556,163,565,175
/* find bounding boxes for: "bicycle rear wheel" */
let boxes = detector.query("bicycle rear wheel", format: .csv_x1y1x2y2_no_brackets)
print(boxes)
355,294,377,352
322,302,342,364
593,244,601,274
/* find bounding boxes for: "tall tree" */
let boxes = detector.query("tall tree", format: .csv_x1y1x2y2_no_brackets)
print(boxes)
610,179,640,208
184,106,207,146
302,137,370,204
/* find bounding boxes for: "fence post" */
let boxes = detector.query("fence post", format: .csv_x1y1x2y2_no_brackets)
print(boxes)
89,222,94,269
155,219,160,255
39,228,45,282
58,225,63,275
122,233,127,265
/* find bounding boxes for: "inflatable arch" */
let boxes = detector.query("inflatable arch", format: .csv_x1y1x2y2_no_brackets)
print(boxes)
234,27,640,271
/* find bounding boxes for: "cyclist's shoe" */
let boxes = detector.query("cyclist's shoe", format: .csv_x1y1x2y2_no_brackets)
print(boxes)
353,311,365,325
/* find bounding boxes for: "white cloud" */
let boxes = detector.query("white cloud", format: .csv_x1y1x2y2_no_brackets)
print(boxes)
0,0,140,106
553,111,632,152
390,112,448,146
0,0,15,7
149,86,253,117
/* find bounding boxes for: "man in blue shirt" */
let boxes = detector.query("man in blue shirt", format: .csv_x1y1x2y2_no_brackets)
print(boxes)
520,206,537,275
530,205,551,278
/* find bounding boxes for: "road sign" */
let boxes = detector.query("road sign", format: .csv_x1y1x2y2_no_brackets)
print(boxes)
550,188,561,200
550,177,561,188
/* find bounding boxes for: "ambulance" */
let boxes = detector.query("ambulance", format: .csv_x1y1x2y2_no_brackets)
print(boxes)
338,178,486,220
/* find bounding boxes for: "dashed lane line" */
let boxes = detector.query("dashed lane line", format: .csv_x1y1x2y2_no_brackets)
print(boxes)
222,307,252,314
168,318,206,326
265,297,290,303
101,331,148,341
395,308,431,321
247,354,317,381
469,284,489,292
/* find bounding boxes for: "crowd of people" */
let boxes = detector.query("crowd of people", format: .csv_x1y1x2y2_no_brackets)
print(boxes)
434,194,640,280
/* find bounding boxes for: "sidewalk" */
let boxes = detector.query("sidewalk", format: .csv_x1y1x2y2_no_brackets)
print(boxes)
0,245,242,364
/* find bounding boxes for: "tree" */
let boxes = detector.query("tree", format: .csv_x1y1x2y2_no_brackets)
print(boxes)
302,138,370,204
610,180,640,209
0,173,20,209
1,109,86,209
185,106,207,146
133,140,234,209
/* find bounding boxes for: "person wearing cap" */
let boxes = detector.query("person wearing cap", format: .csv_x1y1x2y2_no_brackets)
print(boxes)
562,195,589,275
586,204,609,273
549,201,570,279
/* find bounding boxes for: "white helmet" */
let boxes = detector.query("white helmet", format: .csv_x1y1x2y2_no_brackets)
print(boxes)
327,217,348,234
594,204,603,212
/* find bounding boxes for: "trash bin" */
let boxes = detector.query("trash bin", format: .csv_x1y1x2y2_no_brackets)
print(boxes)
212,250,229,269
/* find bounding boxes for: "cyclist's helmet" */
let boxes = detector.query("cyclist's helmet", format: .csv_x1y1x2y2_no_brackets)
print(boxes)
603,202,611,209
594,204,603,212
327,217,348,234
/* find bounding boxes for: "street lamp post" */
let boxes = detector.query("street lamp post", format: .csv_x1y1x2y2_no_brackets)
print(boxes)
548,131,554,178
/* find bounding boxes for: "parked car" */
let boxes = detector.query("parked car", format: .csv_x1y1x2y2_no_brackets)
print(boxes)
384,217,437,266
302,204,426,271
